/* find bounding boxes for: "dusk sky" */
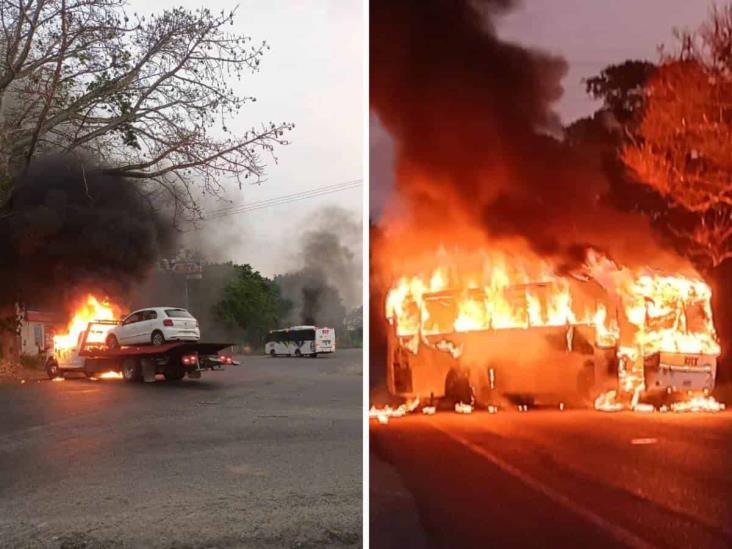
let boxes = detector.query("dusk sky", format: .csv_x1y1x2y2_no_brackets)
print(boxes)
370,0,716,217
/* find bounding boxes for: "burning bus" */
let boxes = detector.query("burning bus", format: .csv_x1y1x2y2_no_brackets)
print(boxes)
383,250,721,409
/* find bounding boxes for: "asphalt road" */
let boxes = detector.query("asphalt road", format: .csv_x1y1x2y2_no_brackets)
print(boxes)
370,409,732,549
0,349,362,548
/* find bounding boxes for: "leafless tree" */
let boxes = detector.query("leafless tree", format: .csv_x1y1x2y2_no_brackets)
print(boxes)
0,0,293,215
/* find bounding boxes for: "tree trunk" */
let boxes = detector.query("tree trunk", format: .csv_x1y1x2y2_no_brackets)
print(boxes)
708,259,732,387
0,301,20,365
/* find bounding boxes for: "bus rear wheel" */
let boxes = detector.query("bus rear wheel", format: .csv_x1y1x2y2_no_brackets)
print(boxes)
294,349,301,357
270,349,276,357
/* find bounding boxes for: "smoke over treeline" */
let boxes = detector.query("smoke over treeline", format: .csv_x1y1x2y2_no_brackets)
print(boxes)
0,155,174,313
371,0,678,271
275,206,362,327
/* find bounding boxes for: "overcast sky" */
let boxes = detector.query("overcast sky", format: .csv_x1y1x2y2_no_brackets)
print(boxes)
370,0,716,217
129,0,363,277
497,0,715,123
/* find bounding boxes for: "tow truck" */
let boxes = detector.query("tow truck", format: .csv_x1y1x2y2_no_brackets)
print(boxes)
45,320,234,382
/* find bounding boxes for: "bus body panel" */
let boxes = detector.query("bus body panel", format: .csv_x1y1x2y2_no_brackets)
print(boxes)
644,351,716,392
387,322,612,404
265,326,336,357
315,327,335,354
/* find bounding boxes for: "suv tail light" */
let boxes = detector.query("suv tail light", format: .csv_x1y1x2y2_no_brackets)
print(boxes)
163,319,174,327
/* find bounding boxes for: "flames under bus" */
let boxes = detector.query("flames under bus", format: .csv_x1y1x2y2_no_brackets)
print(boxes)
265,326,335,357
386,276,719,407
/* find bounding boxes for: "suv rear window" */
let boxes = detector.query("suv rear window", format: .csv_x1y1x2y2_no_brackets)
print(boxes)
165,309,193,318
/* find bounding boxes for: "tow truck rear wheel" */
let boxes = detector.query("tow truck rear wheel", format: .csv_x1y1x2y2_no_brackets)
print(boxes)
151,330,165,346
122,358,142,382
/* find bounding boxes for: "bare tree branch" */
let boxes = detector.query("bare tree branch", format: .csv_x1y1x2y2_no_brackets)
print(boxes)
0,0,293,213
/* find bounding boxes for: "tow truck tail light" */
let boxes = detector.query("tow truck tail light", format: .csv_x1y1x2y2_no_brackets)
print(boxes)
221,355,232,364
163,319,174,327
181,353,198,366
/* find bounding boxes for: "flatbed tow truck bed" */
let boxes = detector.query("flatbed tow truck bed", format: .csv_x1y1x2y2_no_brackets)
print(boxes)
47,321,234,383
79,342,232,359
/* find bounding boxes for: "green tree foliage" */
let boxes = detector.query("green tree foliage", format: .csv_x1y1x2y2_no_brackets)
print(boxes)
584,60,657,127
565,60,656,147
214,264,290,348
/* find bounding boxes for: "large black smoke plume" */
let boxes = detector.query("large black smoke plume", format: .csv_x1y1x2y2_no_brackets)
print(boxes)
0,155,174,312
371,0,676,270
275,206,361,327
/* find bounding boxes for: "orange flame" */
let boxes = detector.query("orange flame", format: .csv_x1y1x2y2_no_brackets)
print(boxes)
386,252,598,337
385,248,722,413
96,371,124,380
369,398,420,424
53,295,121,353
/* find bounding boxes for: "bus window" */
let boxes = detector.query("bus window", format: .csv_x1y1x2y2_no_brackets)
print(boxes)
290,329,315,342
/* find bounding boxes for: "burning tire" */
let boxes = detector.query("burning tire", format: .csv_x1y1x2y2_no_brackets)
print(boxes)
106,334,119,349
45,358,62,380
121,358,142,382
151,330,165,346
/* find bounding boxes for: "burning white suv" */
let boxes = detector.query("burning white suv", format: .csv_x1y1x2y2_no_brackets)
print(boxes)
106,307,200,348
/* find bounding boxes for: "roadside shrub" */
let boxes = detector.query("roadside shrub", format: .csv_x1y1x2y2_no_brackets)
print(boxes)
19,353,45,370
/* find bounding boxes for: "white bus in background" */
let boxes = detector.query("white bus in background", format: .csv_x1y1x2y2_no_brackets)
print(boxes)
265,326,335,357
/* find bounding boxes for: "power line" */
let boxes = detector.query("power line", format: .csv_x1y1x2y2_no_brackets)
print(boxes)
204,178,362,217
204,179,362,219
183,178,362,231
